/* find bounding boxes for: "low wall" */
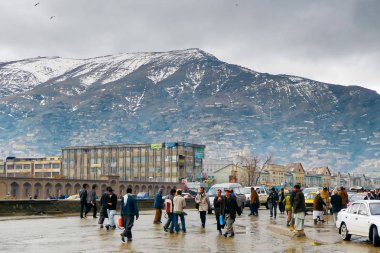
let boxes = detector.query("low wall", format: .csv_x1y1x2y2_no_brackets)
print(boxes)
0,198,196,216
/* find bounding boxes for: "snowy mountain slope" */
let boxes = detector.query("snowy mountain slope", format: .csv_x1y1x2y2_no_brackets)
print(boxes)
0,48,379,172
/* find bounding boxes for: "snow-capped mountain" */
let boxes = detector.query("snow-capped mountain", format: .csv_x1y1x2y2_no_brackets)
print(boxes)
0,48,379,172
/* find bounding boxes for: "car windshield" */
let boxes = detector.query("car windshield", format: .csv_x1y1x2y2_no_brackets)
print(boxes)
233,187,242,194
243,188,251,194
306,193,316,200
207,188,220,196
349,194,366,202
369,203,380,215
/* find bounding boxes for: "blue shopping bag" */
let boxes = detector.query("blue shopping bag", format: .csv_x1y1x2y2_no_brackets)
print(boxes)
219,214,225,225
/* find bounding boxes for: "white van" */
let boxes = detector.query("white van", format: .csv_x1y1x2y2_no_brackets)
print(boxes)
207,183,246,211
244,186,270,208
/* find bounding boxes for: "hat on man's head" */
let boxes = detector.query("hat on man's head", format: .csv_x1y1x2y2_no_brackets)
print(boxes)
106,186,113,192
224,188,231,192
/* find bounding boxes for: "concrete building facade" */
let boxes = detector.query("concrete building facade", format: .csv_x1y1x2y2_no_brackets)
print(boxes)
61,142,205,183
0,175,180,200
4,157,61,178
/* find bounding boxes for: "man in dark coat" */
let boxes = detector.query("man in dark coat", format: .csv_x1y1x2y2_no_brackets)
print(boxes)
98,189,108,228
79,184,88,219
153,188,164,224
105,187,118,230
268,187,279,219
120,187,139,242
330,190,342,224
223,188,240,238
293,185,306,237
214,189,225,235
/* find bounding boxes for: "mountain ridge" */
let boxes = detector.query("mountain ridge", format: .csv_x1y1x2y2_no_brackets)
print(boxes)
0,48,379,173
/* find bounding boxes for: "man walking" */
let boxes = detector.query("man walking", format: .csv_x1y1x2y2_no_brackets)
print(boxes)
268,187,279,219
171,189,187,233
249,187,260,216
163,189,176,232
153,188,164,224
223,188,240,238
278,188,286,214
79,184,88,219
338,187,348,209
313,191,326,224
105,187,117,230
120,187,139,242
214,189,225,234
330,190,342,224
195,187,210,228
98,189,108,228
283,193,292,226
85,185,97,218
292,185,306,237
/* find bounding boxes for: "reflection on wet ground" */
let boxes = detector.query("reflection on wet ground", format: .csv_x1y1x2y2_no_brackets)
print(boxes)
1,209,379,252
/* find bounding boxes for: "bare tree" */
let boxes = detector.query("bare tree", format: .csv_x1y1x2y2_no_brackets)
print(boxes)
240,153,273,186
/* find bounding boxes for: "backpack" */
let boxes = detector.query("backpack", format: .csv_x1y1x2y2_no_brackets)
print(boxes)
165,199,173,214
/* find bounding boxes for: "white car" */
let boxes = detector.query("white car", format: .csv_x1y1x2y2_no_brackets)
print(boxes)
336,200,380,246
244,186,270,208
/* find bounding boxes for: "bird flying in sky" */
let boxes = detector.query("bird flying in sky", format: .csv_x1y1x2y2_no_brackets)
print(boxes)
50,16,55,20
34,3,39,7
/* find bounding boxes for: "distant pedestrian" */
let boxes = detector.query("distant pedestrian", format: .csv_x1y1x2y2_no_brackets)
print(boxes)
312,191,326,224
171,189,187,233
195,187,210,228
163,189,176,232
278,188,285,214
120,187,139,242
214,189,225,234
268,187,279,219
330,190,342,224
85,185,97,218
364,191,374,200
283,194,292,226
223,188,241,238
338,187,348,209
292,185,306,237
105,187,117,230
249,187,259,216
98,190,108,228
153,188,164,224
320,187,330,214
79,184,89,219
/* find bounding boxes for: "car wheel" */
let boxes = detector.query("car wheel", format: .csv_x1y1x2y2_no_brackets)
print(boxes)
372,226,380,246
340,223,351,241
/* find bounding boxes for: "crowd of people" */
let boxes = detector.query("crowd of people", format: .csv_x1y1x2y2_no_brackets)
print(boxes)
78,183,380,242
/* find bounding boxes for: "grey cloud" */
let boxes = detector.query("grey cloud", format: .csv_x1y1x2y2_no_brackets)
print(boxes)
0,0,379,92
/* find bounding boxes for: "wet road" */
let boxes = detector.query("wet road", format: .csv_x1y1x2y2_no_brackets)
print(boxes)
1,208,379,253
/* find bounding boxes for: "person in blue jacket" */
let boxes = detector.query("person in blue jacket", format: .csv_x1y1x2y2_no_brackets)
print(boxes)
153,188,164,224
120,187,139,242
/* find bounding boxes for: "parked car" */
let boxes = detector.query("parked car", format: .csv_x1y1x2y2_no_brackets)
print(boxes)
336,200,380,246
348,193,367,206
303,187,321,197
207,183,246,211
244,186,270,208
66,194,80,200
305,192,317,213
136,192,150,199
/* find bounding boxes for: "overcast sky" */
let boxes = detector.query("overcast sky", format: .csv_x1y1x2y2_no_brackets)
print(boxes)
0,0,379,93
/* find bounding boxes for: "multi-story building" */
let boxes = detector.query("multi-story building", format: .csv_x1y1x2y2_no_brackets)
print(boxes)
5,156,61,178
61,142,205,183
0,160,5,177
308,167,332,187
